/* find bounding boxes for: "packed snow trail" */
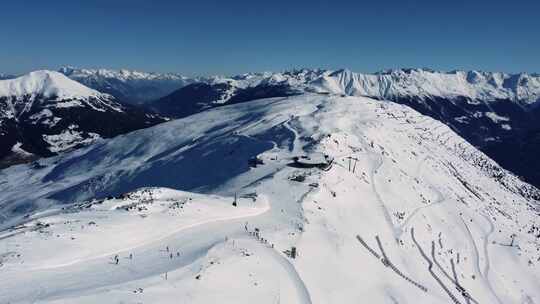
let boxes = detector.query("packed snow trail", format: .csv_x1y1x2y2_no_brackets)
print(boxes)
369,154,401,240
460,217,503,304
397,155,448,238
478,211,500,304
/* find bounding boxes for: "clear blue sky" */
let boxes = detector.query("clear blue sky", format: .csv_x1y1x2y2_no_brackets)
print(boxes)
1,0,539,75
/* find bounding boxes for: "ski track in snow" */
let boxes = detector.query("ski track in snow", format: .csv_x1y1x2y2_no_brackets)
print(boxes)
369,153,401,240
398,155,448,238
460,217,502,304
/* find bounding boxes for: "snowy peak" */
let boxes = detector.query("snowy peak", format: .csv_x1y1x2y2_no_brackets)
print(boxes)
0,70,103,99
0,70,166,167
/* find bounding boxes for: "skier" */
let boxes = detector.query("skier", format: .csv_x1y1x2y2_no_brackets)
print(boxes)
129,253,133,260
170,253,173,259
177,252,180,257
114,255,119,265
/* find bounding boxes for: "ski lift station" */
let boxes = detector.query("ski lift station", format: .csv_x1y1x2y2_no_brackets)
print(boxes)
292,152,333,169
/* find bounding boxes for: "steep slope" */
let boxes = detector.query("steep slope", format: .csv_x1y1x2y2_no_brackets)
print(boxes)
59,67,201,104
0,71,165,167
0,94,538,303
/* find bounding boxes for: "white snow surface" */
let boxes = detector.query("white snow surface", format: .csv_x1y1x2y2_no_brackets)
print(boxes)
0,70,124,123
0,94,539,303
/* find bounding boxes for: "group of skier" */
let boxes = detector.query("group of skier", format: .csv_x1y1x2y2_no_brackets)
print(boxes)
112,246,181,265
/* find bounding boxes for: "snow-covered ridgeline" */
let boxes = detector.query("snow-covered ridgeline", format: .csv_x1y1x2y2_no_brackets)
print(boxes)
306,68,540,104
150,67,540,108
2,67,535,106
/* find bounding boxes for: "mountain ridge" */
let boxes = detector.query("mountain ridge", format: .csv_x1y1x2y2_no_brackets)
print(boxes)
54,66,540,105
0,70,104,101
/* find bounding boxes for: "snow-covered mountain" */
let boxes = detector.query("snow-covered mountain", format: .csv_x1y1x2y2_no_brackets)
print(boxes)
148,68,540,188
0,93,538,303
59,67,202,104
151,68,540,108
149,68,540,118
0,70,165,167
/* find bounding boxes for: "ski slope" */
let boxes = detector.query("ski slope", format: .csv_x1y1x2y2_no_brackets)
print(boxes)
0,94,539,303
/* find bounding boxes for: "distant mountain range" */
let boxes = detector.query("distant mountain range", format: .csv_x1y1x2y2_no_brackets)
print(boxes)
148,68,540,117
58,67,204,104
